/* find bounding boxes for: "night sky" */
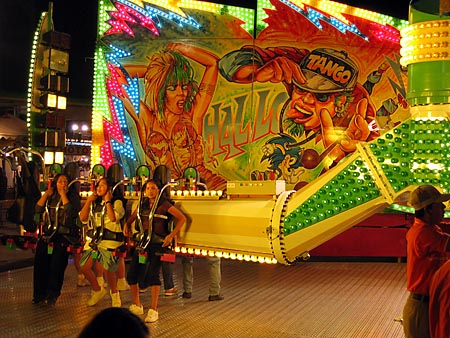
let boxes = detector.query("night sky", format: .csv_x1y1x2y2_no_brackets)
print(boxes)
0,0,409,103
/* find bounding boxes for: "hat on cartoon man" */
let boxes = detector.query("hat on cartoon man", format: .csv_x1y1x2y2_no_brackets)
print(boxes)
294,48,358,93
408,185,450,210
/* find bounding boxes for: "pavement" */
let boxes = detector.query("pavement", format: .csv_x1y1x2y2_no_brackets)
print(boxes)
0,220,35,272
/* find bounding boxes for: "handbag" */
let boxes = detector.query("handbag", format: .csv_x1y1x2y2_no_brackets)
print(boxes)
7,155,40,232
6,195,26,224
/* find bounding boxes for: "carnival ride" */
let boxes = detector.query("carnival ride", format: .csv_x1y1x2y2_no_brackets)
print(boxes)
2,1,450,266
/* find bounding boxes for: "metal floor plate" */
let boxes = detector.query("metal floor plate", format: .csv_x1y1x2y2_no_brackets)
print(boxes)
0,257,407,338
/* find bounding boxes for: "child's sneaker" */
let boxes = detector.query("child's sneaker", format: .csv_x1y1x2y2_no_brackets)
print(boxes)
96,276,107,288
129,304,144,315
145,309,158,323
117,278,130,291
110,290,121,307
87,287,107,306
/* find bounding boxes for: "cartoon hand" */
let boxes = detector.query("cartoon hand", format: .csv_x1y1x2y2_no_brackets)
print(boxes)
377,62,389,74
255,57,306,85
206,156,219,169
319,108,342,146
262,143,277,156
166,42,184,53
341,98,371,152
318,108,345,163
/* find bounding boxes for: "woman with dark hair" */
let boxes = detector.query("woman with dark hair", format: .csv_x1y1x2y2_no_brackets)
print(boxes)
33,173,81,305
79,177,125,307
124,179,186,323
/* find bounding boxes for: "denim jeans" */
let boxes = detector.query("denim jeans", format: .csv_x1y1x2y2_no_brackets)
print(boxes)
162,261,174,290
402,294,430,338
182,256,221,296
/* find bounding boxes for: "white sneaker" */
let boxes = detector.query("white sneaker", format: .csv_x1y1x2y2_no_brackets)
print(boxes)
110,290,121,307
117,278,130,291
96,276,107,288
87,287,107,306
145,309,158,323
129,304,144,315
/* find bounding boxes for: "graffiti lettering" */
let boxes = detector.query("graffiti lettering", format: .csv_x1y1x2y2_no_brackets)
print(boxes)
205,90,287,160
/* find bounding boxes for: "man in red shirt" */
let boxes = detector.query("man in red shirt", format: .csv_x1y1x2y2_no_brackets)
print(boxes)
429,259,450,338
403,185,450,338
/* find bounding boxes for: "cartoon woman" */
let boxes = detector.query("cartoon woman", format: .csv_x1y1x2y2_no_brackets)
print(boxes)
118,43,226,189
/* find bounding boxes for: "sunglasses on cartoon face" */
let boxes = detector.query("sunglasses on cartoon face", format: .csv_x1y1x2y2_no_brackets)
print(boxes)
293,85,332,103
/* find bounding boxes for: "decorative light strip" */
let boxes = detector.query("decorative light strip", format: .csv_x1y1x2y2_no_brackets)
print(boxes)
280,0,368,40
122,77,140,115
175,246,278,264
400,20,450,66
102,96,122,140
107,2,161,36
390,204,450,219
371,22,402,43
103,66,138,161
170,189,224,198
144,0,253,23
92,46,111,165
26,12,47,149
120,0,254,33
100,134,113,168
107,44,132,66
98,0,117,36
257,0,408,31
107,0,201,36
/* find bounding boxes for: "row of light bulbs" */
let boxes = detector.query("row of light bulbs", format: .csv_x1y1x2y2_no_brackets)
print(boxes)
400,20,450,66
170,190,223,198
175,246,278,264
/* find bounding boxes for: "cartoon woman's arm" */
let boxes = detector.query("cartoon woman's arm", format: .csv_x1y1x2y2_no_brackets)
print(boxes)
111,66,152,148
167,43,219,128
122,65,147,79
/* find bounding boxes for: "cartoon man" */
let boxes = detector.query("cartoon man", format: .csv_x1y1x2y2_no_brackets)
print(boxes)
251,135,305,184
116,43,226,190
219,46,380,176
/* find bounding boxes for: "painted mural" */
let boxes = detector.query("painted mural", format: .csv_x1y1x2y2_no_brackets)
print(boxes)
92,0,409,190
